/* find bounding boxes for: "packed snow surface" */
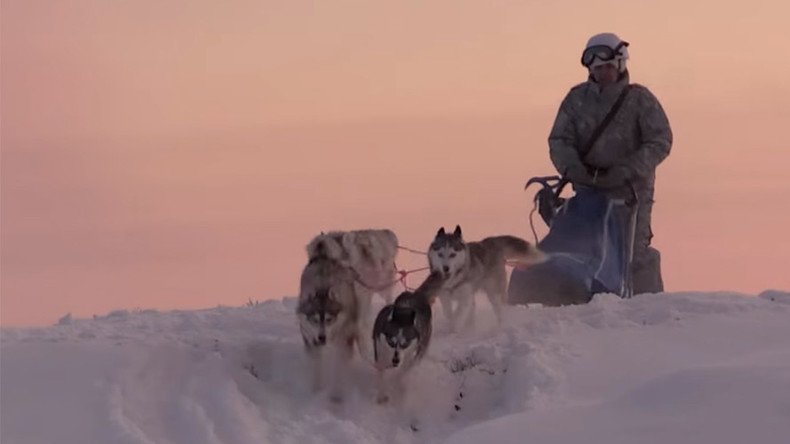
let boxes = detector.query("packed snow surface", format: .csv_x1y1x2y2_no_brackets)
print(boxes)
2,290,789,444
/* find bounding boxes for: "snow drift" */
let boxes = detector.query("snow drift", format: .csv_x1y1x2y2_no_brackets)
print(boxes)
2,290,789,444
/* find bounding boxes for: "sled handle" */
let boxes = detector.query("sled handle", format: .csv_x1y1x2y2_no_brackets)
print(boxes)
524,175,561,190
525,175,570,201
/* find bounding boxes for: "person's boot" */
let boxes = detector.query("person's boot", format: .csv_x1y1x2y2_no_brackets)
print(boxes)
632,247,664,294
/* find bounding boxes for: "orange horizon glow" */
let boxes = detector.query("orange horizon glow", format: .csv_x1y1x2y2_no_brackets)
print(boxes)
2,1,789,327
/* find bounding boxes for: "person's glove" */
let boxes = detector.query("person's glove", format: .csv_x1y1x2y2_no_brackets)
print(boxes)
595,165,633,189
563,164,594,186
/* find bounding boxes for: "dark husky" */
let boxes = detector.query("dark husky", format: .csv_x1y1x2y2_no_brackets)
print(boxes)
372,272,445,404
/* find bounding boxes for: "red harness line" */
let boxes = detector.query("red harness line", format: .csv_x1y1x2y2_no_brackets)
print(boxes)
394,245,430,290
398,244,527,264
394,266,431,291
353,265,429,292
392,244,529,291
396,245,428,255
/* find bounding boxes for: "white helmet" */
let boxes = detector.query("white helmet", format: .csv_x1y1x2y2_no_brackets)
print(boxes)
581,32,629,72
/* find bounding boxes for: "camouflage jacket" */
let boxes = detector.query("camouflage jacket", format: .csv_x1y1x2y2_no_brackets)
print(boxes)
548,72,672,199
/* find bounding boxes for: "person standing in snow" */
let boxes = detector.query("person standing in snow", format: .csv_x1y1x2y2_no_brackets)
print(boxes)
548,32,672,294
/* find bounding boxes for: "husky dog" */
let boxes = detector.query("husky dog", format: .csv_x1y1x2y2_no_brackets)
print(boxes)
372,271,444,404
428,225,546,331
297,253,359,402
306,229,400,351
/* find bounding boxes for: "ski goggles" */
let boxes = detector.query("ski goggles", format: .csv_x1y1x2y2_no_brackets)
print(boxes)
580,41,629,67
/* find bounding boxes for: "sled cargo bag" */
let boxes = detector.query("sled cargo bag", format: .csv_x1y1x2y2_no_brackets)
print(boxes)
508,187,633,306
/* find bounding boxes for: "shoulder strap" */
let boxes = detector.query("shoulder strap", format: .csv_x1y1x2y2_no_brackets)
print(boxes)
578,84,633,159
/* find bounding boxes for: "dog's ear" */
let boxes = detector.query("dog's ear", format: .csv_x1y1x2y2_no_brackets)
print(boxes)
453,225,462,238
436,227,445,238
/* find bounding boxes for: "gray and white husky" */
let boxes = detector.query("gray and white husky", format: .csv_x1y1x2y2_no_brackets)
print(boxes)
372,271,445,404
306,229,399,335
297,252,359,402
298,228,399,401
428,225,546,331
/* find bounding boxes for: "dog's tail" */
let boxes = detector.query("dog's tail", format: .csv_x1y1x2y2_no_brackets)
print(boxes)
306,232,346,261
482,235,547,267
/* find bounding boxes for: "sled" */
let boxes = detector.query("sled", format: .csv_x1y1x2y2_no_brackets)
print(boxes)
508,176,639,306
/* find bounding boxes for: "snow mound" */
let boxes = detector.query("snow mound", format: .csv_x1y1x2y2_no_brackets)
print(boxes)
2,291,789,444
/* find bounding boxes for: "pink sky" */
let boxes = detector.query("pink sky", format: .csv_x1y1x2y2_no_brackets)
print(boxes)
2,1,789,327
